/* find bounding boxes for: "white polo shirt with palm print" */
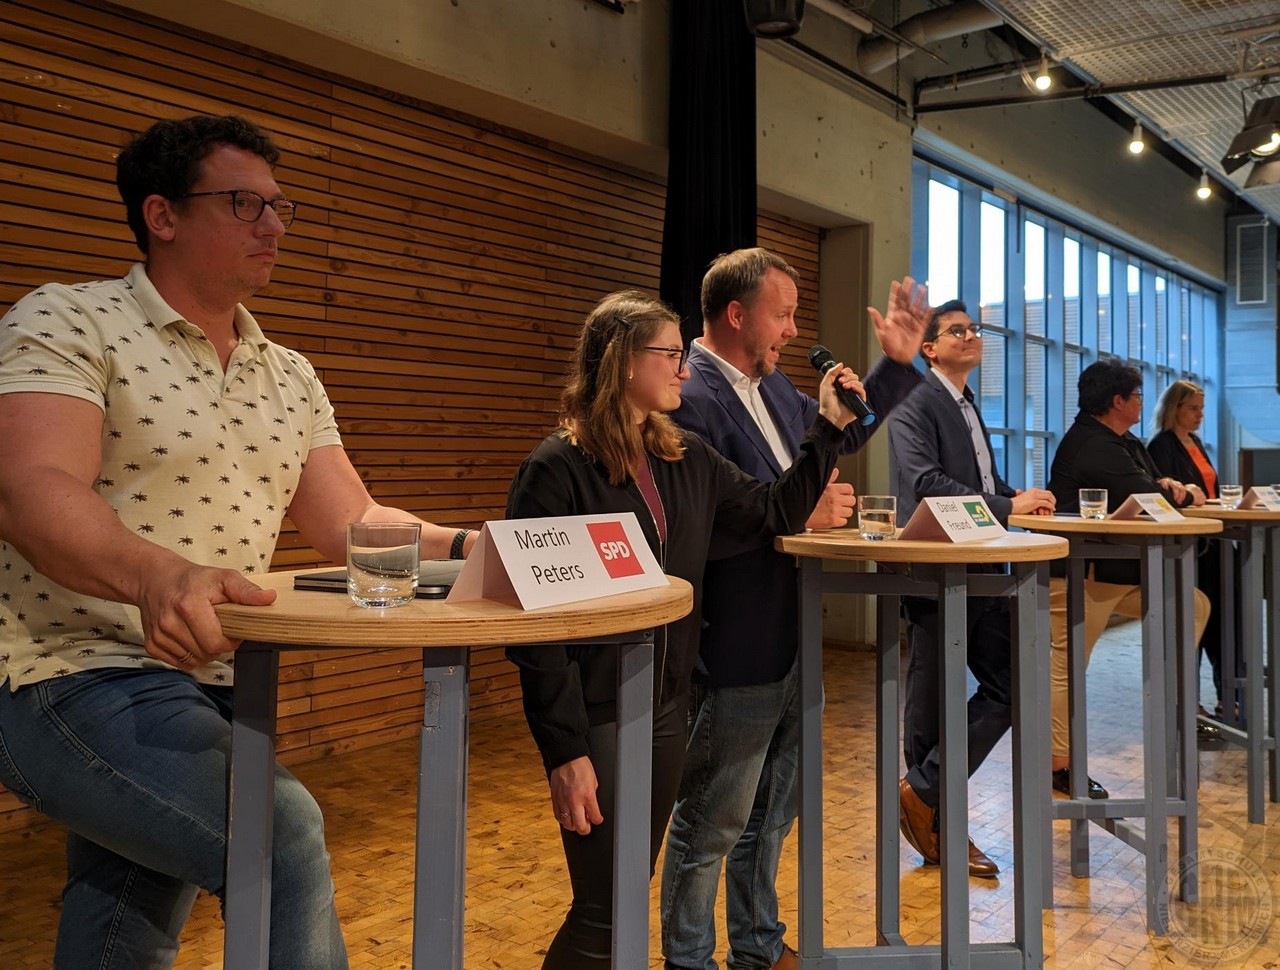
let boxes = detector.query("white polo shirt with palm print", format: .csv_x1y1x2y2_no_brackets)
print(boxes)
0,263,342,690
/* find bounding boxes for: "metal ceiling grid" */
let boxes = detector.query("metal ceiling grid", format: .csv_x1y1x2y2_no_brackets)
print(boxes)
977,0,1280,220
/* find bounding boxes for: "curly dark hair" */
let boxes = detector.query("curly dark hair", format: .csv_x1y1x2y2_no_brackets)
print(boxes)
1077,358,1143,417
115,114,281,254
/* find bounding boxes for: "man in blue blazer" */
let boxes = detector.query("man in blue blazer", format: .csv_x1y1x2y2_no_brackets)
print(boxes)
661,247,927,970
886,299,1055,877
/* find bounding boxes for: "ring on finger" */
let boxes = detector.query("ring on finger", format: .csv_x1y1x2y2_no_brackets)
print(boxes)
179,651,195,665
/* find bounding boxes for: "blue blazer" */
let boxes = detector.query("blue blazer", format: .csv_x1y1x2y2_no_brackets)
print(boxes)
886,368,1016,527
672,343,922,687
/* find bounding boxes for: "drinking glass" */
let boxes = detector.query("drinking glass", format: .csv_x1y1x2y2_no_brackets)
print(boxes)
347,522,421,607
859,495,896,540
1079,488,1108,520
1219,484,1243,510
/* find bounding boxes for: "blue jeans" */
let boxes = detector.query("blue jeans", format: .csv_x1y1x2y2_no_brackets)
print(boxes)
661,660,808,970
0,668,348,969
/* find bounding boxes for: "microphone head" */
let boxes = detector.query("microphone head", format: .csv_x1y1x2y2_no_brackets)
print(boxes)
808,344,836,372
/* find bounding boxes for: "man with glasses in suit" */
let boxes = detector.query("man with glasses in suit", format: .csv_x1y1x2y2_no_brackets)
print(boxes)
888,299,1056,877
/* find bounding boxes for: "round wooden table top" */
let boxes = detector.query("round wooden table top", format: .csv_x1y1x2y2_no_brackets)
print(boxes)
1008,513,1223,536
775,529,1068,563
1183,505,1280,523
214,569,694,648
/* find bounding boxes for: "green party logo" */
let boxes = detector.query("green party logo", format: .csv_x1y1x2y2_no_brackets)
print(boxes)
963,501,995,527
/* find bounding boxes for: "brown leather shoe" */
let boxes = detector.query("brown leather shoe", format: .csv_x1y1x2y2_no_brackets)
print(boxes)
898,778,939,865
770,942,799,970
967,838,1000,878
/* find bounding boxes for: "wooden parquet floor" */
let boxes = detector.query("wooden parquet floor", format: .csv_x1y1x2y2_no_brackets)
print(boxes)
1,619,1278,969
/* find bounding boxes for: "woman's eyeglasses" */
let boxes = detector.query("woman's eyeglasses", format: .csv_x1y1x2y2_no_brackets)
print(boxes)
638,345,689,370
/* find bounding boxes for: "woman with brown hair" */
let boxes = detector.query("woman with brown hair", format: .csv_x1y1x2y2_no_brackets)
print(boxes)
505,290,859,968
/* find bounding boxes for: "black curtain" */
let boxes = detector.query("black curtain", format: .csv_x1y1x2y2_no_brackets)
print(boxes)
659,0,759,345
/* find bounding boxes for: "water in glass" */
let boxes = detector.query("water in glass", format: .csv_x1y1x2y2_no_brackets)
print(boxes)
859,509,896,540
348,543,419,607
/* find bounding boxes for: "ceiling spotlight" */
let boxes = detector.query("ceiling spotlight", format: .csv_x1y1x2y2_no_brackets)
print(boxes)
743,0,805,38
1196,172,1211,200
1244,158,1280,189
1034,51,1052,92
1221,95,1280,174
1128,122,1145,155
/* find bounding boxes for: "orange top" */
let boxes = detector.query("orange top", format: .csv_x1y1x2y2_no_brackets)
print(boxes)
1187,439,1217,499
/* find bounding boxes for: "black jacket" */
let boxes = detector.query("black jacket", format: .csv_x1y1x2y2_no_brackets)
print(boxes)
1148,429,1216,499
1048,412,1192,584
504,418,842,772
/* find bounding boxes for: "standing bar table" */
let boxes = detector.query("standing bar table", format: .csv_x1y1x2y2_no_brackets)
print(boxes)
1184,505,1280,822
776,529,1067,970
214,569,693,970
1008,513,1221,934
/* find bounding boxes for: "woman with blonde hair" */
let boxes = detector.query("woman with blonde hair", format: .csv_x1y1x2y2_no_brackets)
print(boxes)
505,289,860,968
1149,379,1237,722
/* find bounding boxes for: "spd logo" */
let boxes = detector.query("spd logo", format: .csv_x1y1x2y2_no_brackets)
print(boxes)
586,521,644,579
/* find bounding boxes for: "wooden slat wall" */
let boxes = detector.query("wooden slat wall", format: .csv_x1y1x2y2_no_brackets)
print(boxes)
0,0,822,830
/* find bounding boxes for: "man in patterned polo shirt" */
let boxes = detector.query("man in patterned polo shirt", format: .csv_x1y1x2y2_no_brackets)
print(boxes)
0,115,473,968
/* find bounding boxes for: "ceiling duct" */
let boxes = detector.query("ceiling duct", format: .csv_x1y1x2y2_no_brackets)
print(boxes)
857,0,1003,76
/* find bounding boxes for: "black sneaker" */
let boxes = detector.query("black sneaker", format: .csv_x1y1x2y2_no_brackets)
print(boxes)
1052,767,1108,799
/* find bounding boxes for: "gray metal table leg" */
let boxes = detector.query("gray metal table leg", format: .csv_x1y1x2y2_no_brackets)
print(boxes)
937,564,970,970
1269,527,1280,805
415,647,470,969
613,637,655,968
1010,562,1044,964
875,585,903,946
1038,564,1054,910
1220,537,1241,730
1140,539,1170,935
797,556,826,962
1241,527,1265,823
1175,540,1198,903
1066,555,1090,876
1164,557,1179,793
225,643,280,970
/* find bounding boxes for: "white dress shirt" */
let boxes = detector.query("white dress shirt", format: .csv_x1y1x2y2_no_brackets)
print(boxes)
695,339,794,470
933,369,996,494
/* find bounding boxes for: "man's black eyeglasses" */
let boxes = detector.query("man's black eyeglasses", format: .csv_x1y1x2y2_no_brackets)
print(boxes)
941,323,983,340
639,346,689,370
175,189,298,228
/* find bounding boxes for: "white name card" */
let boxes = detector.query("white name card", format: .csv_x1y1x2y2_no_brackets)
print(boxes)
898,496,1006,543
446,513,666,609
1110,492,1183,522
1239,486,1280,510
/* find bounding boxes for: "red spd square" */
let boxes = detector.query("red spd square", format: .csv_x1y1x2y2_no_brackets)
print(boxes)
586,521,645,579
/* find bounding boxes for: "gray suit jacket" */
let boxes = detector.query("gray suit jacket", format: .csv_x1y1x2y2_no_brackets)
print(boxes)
887,368,1016,526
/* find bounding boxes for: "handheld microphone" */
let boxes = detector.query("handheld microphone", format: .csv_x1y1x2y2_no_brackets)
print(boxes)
808,344,876,426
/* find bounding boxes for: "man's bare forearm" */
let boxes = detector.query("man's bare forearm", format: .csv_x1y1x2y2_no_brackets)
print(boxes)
0,466,184,608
